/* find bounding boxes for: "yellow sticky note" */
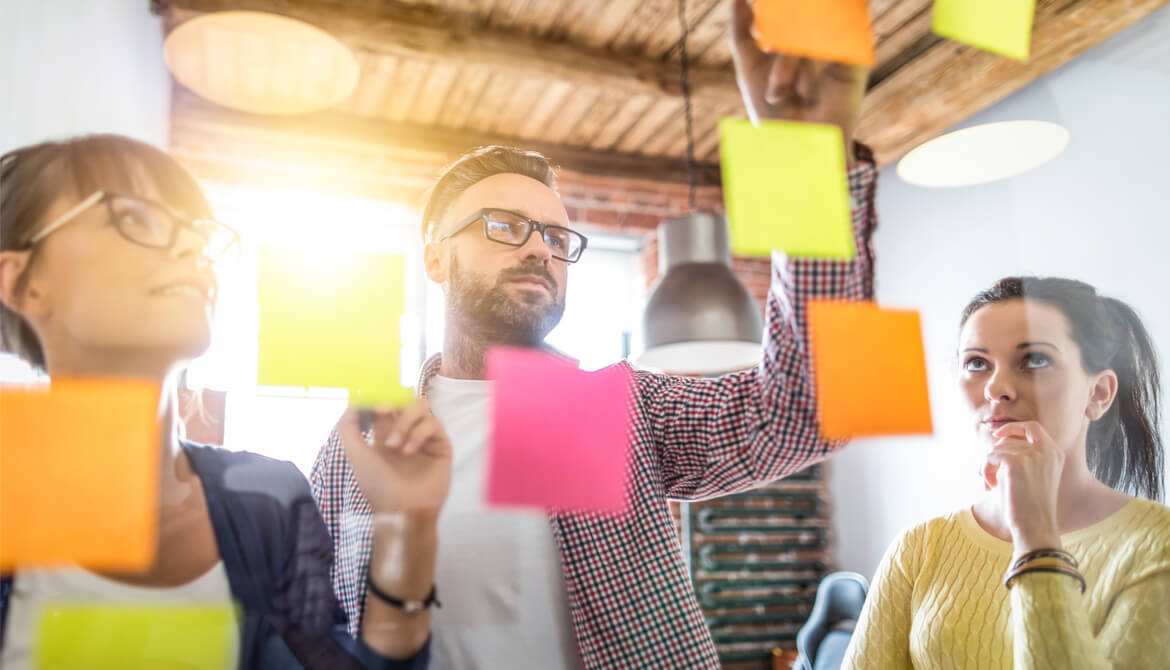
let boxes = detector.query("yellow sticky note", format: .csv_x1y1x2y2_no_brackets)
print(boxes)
808,301,934,439
932,0,1036,62
0,379,161,571
719,118,855,259
36,603,237,670
257,247,412,407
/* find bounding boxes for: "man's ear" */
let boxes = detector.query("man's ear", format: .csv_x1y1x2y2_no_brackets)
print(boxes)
423,241,448,285
0,250,40,317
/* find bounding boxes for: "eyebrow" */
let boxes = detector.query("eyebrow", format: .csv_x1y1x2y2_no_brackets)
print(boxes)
961,341,1060,354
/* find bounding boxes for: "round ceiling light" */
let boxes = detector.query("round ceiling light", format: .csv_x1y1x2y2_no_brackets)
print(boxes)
164,11,359,115
897,120,1070,188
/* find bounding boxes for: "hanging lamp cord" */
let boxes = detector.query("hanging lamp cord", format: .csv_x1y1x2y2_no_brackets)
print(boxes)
677,0,698,210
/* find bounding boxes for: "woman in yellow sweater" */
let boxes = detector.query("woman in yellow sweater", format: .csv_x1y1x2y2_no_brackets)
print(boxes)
842,277,1169,669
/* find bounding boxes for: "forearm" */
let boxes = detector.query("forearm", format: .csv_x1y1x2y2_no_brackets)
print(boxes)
359,511,439,659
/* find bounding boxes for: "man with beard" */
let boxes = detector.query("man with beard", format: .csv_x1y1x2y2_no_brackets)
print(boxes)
311,1,876,666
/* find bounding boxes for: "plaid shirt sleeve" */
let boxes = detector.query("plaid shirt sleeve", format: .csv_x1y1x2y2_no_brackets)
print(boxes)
636,146,878,501
310,428,372,636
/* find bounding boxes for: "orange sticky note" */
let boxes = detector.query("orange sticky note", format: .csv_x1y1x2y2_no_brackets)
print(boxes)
753,0,875,67
0,379,160,571
808,301,933,439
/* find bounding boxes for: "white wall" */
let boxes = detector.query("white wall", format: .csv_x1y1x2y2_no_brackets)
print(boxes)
829,4,1170,578
0,0,171,153
0,0,171,381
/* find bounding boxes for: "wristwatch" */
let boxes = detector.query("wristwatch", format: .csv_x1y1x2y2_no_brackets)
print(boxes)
366,574,441,613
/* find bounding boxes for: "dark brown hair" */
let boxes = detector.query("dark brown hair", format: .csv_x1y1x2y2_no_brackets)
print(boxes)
419,145,557,243
0,134,212,371
961,277,1164,502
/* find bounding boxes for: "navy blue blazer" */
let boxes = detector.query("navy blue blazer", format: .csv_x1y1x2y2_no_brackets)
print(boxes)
0,443,429,669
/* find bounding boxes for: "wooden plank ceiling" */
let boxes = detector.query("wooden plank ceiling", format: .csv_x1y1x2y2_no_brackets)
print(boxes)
156,0,1169,195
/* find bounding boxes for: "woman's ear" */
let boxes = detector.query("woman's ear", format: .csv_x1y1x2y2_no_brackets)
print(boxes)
1086,369,1119,421
0,250,38,315
423,241,448,285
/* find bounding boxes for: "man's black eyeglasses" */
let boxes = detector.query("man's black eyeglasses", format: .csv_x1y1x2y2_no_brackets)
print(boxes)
437,208,588,263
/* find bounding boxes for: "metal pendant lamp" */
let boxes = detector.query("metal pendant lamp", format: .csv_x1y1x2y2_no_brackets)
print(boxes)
636,0,762,375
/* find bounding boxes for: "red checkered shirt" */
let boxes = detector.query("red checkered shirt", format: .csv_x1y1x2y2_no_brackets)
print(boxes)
310,154,878,669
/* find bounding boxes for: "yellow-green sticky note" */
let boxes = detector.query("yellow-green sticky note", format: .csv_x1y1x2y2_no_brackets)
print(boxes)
36,603,237,670
932,0,1036,62
719,118,854,259
257,247,413,407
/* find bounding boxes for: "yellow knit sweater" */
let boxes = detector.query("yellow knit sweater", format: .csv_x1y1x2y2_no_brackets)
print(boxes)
841,498,1170,669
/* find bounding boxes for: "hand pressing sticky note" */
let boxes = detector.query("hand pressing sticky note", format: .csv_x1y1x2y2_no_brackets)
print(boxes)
257,247,413,407
36,603,237,670
0,379,161,571
808,301,933,439
720,118,855,259
932,0,1036,62
753,0,875,66
486,348,633,514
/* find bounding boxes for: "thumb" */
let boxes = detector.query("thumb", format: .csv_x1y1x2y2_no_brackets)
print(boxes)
730,0,757,51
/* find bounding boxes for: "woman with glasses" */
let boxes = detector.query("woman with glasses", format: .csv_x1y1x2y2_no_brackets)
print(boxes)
842,277,1170,669
0,135,450,669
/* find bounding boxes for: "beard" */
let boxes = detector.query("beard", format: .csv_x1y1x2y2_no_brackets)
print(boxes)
446,254,566,346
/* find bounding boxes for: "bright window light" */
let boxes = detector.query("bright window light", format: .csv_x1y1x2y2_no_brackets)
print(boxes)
897,121,1070,188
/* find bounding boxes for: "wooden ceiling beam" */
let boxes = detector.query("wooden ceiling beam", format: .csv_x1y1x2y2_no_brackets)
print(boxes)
152,0,743,105
858,0,1170,165
168,88,722,203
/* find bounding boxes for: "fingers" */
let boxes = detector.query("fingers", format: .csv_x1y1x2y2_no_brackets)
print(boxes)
765,54,801,105
796,60,828,103
979,460,999,491
994,419,1056,446
401,420,443,457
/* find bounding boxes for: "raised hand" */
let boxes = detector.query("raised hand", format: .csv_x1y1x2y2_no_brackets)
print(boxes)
337,399,453,516
729,0,870,164
981,421,1066,552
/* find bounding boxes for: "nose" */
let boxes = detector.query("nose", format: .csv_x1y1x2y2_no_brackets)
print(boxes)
517,227,553,266
984,365,1017,404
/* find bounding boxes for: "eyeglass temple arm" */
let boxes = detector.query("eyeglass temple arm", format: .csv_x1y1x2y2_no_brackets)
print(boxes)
27,190,106,245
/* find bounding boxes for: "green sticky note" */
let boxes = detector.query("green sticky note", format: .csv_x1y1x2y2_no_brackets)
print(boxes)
36,603,237,669
719,118,855,260
932,0,1036,62
257,247,413,407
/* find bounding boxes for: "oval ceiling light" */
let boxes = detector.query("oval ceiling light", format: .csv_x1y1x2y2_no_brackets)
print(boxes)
165,11,359,115
897,121,1070,188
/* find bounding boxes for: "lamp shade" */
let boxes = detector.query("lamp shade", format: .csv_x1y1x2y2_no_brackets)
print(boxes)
637,212,763,375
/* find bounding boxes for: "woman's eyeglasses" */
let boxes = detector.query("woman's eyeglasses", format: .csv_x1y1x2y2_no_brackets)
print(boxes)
437,208,588,263
25,190,241,262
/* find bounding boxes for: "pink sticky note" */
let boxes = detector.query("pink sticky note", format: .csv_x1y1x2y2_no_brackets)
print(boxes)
486,347,633,514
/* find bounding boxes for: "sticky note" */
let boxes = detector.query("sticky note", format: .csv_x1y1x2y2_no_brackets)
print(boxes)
36,603,237,669
485,347,633,514
932,0,1036,62
257,247,413,407
0,379,161,571
719,118,855,259
753,0,875,67
808,301,933,439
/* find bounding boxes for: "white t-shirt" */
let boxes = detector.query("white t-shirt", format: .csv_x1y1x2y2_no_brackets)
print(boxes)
0,562,238,669
426,374,582,670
